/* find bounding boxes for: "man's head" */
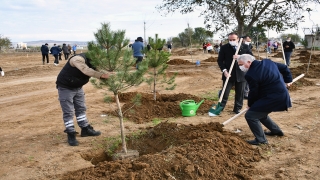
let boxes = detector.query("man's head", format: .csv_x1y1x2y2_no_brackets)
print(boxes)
242,36,251,45
286,37,291,42
137,37,143,42
54,43,56,46
228,32,239,46
45,43,48,46
237,54,255,72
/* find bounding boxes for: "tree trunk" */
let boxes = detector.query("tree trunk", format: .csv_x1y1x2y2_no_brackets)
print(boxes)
115,93,127,154
153,67,157,101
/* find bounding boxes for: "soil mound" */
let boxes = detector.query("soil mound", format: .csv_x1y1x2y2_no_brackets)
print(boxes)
290,64,320,78
107,92,215,124
167,59,194,65
62,122,262,180
203,56,217,62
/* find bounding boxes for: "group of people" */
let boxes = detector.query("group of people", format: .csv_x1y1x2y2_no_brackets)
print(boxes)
55,33,296,147
40,43,78,65
217,32,294,145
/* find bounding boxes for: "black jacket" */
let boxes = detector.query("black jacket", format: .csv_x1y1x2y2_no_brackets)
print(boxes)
40,45,49,54
283,41,295,52
62,44,69,54
56,54,95,89
217,43,253,82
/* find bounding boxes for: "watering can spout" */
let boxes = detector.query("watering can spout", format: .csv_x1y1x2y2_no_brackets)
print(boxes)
195,99,205,110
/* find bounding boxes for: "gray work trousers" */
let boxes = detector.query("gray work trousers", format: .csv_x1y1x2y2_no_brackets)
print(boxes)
245,111,282,143
57,86,89,132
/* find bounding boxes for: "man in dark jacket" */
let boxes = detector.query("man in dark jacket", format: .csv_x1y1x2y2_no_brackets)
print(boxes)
283,37,295,66
237,54,293,145
62,43,70,60
217,32,253,114
56,53,111,146
50,44,60,66
40,43,49,65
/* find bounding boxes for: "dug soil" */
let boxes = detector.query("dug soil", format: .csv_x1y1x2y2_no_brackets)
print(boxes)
1,48,320,180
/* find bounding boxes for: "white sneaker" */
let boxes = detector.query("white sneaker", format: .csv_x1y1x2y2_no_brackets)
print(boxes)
54,63,58,66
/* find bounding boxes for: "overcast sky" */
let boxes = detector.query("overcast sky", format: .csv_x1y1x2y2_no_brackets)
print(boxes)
0,0,319,43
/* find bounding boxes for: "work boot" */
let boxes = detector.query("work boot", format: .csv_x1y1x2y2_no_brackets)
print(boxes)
81,125,101,137
66,132,79,146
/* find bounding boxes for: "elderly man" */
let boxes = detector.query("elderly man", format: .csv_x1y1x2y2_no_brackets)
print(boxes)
237,54,293,145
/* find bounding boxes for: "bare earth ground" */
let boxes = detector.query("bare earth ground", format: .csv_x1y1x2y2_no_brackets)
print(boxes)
0,48,320,180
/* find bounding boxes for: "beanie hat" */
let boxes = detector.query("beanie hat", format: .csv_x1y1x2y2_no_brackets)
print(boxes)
137,37,143,42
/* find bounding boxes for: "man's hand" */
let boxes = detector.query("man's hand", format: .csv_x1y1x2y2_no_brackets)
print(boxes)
100,74,110,79
233,55,240,59
223,71,231,78
286,82,292,87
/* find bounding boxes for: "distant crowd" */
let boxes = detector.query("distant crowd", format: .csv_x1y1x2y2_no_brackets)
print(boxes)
40,43,78,66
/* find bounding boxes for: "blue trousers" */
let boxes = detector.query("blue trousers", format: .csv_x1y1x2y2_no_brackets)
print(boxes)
284,52,292,66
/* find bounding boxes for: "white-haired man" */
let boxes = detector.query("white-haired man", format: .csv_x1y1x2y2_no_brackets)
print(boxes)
236,54,293,145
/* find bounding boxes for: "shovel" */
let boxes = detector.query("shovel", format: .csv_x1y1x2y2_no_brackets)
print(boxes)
208,38,243,117
222,73,305,126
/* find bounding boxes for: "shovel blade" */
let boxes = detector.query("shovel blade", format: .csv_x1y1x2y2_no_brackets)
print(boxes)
208,102,224,117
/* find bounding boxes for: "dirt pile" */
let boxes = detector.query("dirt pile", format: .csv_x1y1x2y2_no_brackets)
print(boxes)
290,64,320,78
167,59,194,65
203,56,217,62
107,92,214,124
295,51,320,63
62,122,262,180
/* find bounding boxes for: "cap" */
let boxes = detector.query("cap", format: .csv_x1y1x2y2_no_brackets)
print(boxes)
45,43,48,45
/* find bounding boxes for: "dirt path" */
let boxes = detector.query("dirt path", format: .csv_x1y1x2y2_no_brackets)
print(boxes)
0,50,320,179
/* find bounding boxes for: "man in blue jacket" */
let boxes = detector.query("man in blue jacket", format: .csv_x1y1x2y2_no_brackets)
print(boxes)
131,37,144,69
237,54,293,145
50,44,60,66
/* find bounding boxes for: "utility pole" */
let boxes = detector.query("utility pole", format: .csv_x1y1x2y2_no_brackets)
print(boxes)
187,23,193,62
144,21,147,46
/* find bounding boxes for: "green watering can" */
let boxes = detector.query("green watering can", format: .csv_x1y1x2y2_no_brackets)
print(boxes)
180,99,205,117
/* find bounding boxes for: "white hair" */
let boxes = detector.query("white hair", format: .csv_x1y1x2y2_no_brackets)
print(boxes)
237,54,255,63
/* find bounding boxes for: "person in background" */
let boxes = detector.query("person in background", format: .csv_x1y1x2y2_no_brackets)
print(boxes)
206,42,213,53
202,42,207,53
56,53,111,146
283,37,295,66
267,40,271,54
58,45,63,60
72,44,77,55
0,67,4,76
242,35,253,99
67,44,72,55
273,41,279,53
167,43,172,53
236,54,292,145
40,43,50,65
62,43,70,60
131,37,144,69
217,32,252,114
50,44,60,66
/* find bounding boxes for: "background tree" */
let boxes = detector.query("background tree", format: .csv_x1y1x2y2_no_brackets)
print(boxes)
88,22,149,154
192,27,213,45
0,34,11,51
145,34,176,100
157,0,320,36
87,23,129,71
279,33,302,43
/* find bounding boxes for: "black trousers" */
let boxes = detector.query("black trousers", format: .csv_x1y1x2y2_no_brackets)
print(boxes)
42,54,49,63
220,80,246,112
64,53,69,60
245,111,282,143
59,53,62,60
53,54,59,64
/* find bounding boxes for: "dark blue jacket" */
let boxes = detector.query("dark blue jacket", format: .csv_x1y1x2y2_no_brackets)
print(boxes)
246,59,292,112
50,46,60,55
40,45,49,54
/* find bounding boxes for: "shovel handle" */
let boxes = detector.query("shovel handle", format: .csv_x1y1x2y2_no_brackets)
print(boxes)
222,73,305,126
222,109,248,126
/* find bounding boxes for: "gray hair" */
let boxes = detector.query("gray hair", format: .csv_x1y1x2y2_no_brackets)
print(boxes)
237,54,255,63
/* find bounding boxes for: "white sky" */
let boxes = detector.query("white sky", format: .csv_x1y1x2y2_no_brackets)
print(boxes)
0,0,319,42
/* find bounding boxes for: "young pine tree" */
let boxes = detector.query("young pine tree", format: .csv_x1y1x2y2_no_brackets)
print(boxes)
88,22,148,154
145,34,177,100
